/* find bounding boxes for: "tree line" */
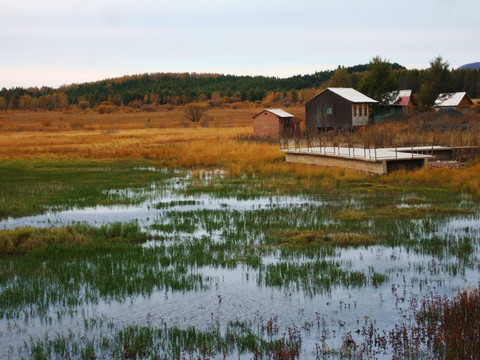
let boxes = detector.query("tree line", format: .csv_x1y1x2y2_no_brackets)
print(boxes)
0,57,478,111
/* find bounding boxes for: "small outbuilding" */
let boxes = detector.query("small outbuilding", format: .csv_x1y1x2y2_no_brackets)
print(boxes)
252,108,296,136
376,90,416,121
434,92,473,112
306,88,377,131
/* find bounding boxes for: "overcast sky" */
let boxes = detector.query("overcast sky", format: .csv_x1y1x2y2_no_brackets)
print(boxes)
1,0,478,89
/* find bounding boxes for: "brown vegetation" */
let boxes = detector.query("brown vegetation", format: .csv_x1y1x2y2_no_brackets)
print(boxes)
1,107,480,196
273,229,375,248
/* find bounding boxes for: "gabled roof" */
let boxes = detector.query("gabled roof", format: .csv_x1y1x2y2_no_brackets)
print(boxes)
310,88,378,104
435,92,473,107
388,90,413,106
253,108,294,118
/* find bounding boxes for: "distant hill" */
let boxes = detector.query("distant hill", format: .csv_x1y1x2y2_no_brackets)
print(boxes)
346,62,406,74
457,62,480,70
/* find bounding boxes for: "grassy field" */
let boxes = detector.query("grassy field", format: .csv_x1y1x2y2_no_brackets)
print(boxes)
1,107,480,358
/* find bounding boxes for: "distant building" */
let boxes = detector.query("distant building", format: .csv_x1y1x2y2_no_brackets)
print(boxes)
252,109,296,136
376,90,416,121
306,88,377,131
434,92,473,112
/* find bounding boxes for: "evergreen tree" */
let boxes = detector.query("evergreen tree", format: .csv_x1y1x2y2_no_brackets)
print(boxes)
358,56,398,106
417,56,453,108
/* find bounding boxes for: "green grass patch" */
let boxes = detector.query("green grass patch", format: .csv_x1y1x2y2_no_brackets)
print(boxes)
0,159,175,219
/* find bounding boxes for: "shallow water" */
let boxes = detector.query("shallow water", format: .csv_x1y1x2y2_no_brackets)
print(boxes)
1,175,479,359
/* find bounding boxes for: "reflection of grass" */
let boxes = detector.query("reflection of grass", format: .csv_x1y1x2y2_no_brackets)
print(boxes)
375,205,475,218
154,199,198,208
23,321,304,360
0,223,206,318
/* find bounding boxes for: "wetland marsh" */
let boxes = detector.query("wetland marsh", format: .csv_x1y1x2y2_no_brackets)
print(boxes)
1,161,479,359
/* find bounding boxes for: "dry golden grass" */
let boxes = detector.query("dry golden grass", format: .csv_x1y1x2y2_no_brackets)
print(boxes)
0,107,265,159
0,226,89,254
273,229,375,248
1,106,480,196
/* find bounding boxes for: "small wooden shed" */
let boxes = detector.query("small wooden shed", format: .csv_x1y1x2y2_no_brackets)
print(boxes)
252,108,296,136
376,90,416,121
434,92,473,112
306,88,377,131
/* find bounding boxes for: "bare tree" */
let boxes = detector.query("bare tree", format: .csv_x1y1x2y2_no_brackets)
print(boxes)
184,103,209,122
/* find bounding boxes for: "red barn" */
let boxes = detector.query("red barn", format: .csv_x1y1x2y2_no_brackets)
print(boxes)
252,109,296,136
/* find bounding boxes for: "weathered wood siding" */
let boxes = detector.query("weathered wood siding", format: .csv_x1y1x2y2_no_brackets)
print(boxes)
306,89,353,129
458,96,473,112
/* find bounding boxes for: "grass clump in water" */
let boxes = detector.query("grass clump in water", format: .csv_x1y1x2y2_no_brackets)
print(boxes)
154,199,199,209
375,205,475,219
338,209,369,222
0,222,147,255
272,229,375,249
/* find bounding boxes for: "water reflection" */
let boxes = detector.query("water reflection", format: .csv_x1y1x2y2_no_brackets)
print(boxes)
0,178,479,359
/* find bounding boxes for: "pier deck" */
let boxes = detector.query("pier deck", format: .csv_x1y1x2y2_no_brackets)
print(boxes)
283,146,450,175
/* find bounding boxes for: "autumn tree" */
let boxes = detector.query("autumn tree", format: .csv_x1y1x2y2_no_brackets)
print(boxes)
417,56,453,108
327,67,352,88
184,102,209,122
289,89,299,103
78,101,89,111
358,56,398,106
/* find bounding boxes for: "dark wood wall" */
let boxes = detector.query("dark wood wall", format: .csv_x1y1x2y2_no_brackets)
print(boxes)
306,89,353,130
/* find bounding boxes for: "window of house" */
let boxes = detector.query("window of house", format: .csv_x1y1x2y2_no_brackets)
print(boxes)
359,104,362,116
353,105,357,116
326,107,333,115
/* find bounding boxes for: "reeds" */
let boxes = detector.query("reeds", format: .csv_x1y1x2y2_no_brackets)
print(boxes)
2,108,480,197
1,109,480,358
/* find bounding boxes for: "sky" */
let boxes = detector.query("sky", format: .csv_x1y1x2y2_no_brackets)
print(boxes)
1,0,479,89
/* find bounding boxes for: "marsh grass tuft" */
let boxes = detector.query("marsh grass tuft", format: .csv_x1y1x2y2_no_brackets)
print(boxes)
375,205,475,218
338,209,369,222
0,222,147,255
0,225,90,255
273,229,375,248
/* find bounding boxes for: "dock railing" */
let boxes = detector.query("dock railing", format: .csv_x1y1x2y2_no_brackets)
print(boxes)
280,138,437,161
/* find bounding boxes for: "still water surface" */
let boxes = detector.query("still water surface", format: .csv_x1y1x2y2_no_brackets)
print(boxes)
0,175,479,358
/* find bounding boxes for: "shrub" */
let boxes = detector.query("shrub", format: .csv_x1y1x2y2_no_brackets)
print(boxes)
41,118,52,127
97,104,115,114
69,119,85,130
78,101,89,111
142,104,157,112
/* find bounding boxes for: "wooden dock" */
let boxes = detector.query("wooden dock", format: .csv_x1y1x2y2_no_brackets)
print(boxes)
283,146,453,175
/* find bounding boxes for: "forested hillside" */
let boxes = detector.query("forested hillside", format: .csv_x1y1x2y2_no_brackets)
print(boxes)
0,59,478,111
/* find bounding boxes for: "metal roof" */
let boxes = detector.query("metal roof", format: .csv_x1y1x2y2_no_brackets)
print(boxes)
317,88,378,103
388,90,412,106
435,92,471,107
253,108,294,118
